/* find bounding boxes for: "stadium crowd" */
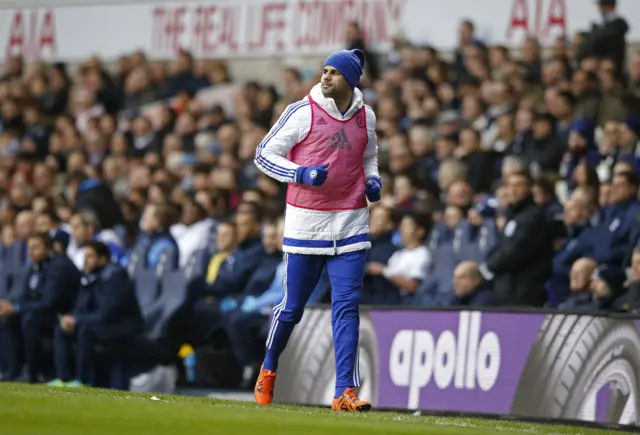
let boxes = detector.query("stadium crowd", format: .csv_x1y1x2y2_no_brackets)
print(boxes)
1,0,640,389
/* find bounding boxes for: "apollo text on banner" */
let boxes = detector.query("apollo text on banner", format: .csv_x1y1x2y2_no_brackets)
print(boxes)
1,0,640,61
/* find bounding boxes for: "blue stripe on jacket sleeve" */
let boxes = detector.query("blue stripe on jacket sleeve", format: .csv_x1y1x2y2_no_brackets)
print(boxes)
255,101,309,178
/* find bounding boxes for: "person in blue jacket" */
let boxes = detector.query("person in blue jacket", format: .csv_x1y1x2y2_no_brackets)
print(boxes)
130,202,180,274
0,232,81,382
559,118,600,192
591,171,640,266
548,186,599,303
48,241,143,387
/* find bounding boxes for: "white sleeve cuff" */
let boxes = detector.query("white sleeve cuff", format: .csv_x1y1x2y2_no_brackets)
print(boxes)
479,263,495,281
382,267,392,279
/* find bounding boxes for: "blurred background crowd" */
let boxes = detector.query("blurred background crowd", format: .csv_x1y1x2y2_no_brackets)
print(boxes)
1,0,640,390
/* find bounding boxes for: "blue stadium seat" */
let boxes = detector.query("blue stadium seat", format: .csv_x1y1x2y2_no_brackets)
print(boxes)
144,271,189,340
3,266,27,301
478,219,499,253
6,242,26,271
432,244,458,271
458,244,484,262
134,270,160,316
0,264,7,298
184,249,209,282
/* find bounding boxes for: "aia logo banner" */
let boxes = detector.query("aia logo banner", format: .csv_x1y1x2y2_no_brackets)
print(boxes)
327,128,352,151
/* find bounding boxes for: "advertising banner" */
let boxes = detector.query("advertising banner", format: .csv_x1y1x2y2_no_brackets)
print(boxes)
275,308,640,426
0,0,639,62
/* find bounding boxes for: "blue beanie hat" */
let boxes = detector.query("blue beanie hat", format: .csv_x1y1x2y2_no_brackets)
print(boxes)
323,49,366,89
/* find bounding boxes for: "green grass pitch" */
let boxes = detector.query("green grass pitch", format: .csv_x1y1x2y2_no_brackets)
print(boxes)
0,383,634,435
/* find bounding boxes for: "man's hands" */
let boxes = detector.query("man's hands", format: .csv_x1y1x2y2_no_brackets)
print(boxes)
365,177,382,202
60,315,76,333
296,163,329,187
366,262,386,276
0,300,15,319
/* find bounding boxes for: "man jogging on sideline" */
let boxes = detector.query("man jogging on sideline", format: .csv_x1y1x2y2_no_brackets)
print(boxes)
253,49,381,412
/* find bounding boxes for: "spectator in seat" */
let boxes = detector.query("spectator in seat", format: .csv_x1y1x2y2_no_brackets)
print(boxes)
48,241,143,387
68,210,125,270
449,261,497,307
203,204,265,302
72,174,124,231
479,171,554,306
532,174,565,240
617,247,640,312
619,116,640,164
13,210,36,256
382,212,432,302
0,232,81,382
522,112,566,174
170,196,215,268
204,221,238,285
590,265,628,311
549,187,599,302
363,205,399,305
456,128,499,194
590,171,640,266
232,219,283,303
558,258,597,310
136,202,180,272
33,209,61,234
570,70,601,122
559,118,600,192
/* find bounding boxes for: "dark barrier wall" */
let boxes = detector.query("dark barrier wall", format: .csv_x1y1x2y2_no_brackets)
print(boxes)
274,308,640,426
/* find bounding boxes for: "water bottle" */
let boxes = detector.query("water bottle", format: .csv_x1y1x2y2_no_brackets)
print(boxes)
184,352,197,383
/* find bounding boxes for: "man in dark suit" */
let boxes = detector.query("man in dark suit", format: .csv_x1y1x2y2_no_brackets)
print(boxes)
0,232,81,382
49,241,143,387
479,171,554,306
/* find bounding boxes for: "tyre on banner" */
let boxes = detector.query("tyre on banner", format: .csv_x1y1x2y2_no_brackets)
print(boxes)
274,308,379,406
511,315,640,425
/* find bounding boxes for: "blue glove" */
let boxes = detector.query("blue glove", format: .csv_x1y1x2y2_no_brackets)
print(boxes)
365,177,382,202
241,296,258,313
220,297,238,313
295,163,329,187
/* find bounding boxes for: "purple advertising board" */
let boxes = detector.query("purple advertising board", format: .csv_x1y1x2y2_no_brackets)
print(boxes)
274,308,640,426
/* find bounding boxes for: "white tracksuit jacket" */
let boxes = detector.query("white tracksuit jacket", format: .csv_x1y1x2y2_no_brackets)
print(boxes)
254,83,379,256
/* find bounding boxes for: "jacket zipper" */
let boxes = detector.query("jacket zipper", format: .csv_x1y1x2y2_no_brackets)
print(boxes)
332,215,337,255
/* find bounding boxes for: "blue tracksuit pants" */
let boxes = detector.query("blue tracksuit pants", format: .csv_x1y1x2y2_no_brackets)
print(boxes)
263,250,366,398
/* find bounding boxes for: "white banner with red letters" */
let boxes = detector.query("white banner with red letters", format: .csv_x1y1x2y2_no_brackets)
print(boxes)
0,0,639,62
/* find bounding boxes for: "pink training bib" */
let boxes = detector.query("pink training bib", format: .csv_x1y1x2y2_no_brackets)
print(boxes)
287,95,368,211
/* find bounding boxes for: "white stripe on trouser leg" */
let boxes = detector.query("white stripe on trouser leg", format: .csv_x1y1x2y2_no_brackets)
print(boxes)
356,348,360,386
266,253,289,348
353,347,360,387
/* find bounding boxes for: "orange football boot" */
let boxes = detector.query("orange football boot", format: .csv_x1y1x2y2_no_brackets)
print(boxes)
254,365,277,406
331,387,372,412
